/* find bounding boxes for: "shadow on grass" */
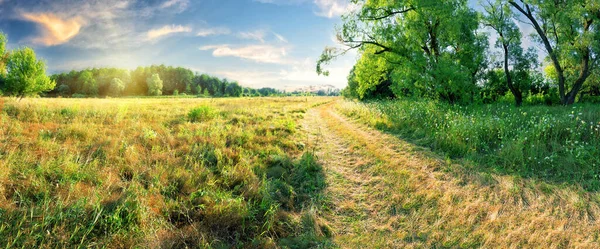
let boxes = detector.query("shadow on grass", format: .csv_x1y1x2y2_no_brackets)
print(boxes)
159,152,334,248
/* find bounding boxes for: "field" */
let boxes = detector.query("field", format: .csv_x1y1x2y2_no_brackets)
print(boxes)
1,97,600,248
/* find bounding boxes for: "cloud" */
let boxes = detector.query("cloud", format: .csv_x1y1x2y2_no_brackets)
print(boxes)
160,0,189,12
238,30,267,43
313,0,350,18
147,25,191,40
273,32,288,43
196,27,231,37
21,12,83,46
200,44,289,64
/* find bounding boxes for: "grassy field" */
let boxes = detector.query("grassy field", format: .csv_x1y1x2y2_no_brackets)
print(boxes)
337,100,600,190
2,96,600,248
0,97,332,248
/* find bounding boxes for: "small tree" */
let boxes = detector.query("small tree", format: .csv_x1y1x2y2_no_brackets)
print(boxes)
185,83,192,94
3,47,55,98
194,85,202,95
147,73,163,96
109,78,125,96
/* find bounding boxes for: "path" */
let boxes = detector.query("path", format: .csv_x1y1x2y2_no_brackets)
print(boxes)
302,100,600,248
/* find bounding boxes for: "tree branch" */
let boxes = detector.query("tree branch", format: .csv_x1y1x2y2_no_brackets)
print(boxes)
360,7,415,21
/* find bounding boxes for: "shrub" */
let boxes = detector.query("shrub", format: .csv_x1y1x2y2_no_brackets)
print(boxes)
187,106,217,122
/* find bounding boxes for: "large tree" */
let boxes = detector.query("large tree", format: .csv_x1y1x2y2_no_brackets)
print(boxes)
318,0,487,103
508,0,600,105
2,47,55,99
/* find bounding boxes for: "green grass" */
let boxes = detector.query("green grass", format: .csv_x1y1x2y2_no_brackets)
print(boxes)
337,99,600,190
0,97,333,248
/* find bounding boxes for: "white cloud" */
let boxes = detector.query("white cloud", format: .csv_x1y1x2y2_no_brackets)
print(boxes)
160,0,189,12
313,0,351,18
147,24,191,40
238,30,267,43
273,32,288,43
200,44,290,64
21,12,83,46
196,27,231,37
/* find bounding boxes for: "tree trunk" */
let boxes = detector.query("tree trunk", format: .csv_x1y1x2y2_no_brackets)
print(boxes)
508,1,566,104
502,43,522,106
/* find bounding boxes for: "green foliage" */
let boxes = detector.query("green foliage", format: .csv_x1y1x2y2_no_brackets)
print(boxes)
146,73,163,96
0,32,6,76
78,71,97,96
3,47,55,98
508,0,600,104
340,100,600,190
108,78,125,96
321,0,487,103
56,84,70,96
187,105,217,122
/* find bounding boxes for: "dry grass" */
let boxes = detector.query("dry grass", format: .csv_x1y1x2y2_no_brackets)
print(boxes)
312,100,600,248
3,96,599,248
0,97,332,248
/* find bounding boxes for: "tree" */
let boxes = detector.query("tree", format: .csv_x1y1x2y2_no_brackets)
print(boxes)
2,47,55,98
225,81,243,97
79,71,98,95
0,32,8,90
0,32,6,75
57,84,70,96
508,0,600,105
147,73,163,96
481,0,527,106
109,78,125,96
318,0,487,103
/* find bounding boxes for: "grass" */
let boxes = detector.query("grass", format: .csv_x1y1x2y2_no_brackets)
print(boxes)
337,99,600,190
0,97,332,248
313,100,600,248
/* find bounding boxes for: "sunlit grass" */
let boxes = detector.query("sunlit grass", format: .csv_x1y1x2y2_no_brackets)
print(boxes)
0,97,333,247
337,99,600,189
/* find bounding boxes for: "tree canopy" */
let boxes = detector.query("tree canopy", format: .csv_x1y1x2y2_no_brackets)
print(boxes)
320,0,600,105
2,47,55,98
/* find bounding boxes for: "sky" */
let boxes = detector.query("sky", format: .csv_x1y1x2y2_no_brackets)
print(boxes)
0,0,539,89
0,0,358,89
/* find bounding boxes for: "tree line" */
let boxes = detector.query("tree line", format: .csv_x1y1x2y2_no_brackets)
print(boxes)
0,32,321,99
318,0,600,106
50,65,262,98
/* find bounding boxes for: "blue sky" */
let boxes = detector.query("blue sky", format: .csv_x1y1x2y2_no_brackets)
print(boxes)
0,0,358,89
0,0,538,89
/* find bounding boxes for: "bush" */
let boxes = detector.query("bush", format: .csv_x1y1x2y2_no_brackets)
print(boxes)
187,106,217,122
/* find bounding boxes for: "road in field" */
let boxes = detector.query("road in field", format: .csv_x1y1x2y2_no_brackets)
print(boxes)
302,101,600,248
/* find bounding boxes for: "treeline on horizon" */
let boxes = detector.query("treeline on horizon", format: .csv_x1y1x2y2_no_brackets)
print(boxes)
50,65,287,98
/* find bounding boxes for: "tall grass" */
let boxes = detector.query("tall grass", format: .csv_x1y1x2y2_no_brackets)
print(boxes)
338,99,600,190
0,97,332,247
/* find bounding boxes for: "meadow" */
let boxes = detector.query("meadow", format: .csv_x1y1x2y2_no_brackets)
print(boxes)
0,97,332,248
2,96,600,248
337,100,600,190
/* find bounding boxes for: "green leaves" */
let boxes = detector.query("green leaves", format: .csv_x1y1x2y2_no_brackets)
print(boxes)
4,46,55,98
146,73,163,96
